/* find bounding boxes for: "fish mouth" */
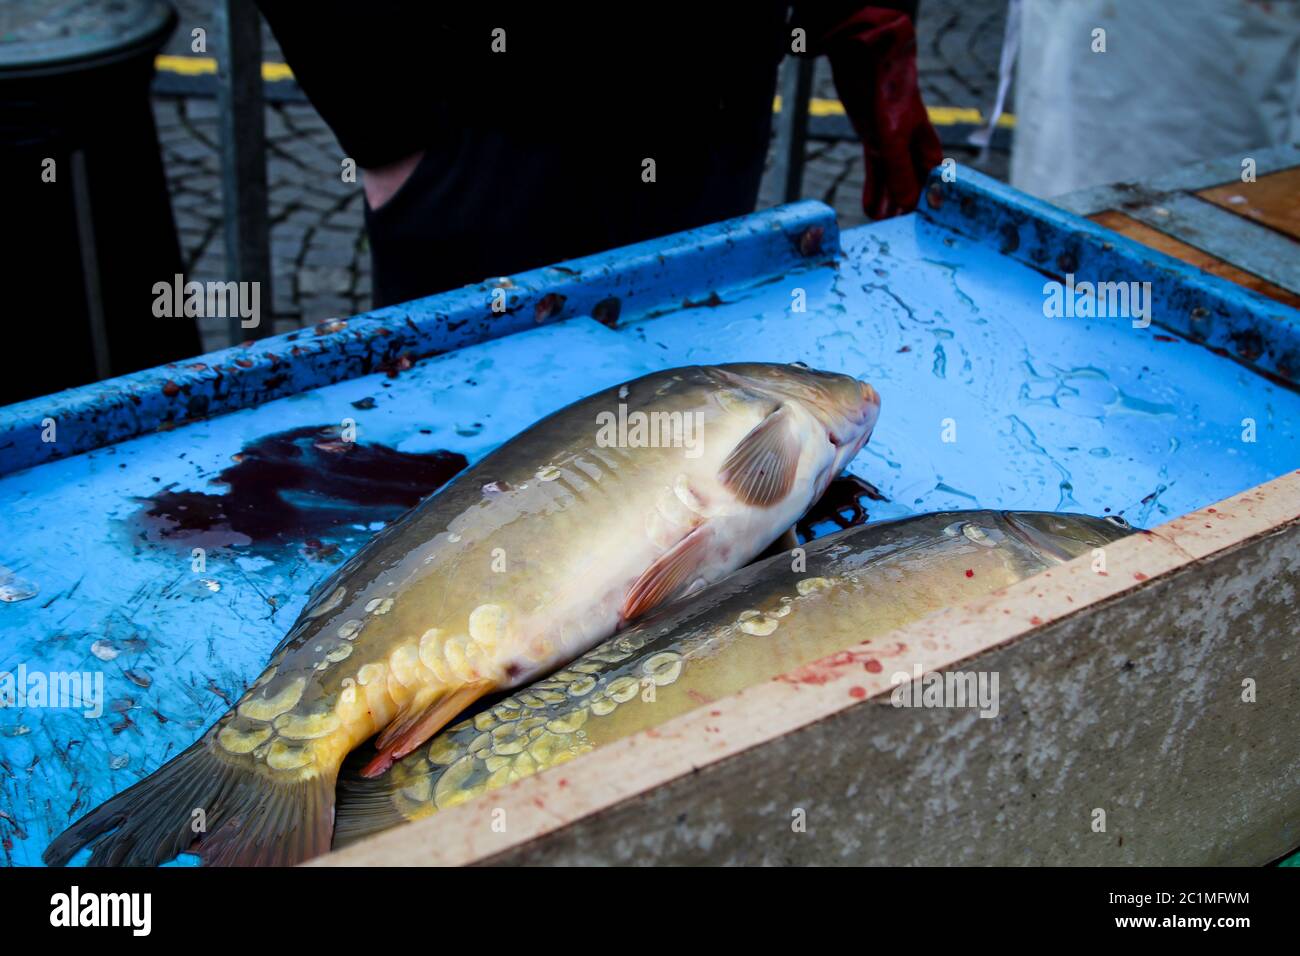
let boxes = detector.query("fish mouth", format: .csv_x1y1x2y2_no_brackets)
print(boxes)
848,381,882,431
830,382,881,446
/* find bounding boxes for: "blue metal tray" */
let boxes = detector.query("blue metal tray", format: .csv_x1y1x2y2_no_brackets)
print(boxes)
2,169,1298,866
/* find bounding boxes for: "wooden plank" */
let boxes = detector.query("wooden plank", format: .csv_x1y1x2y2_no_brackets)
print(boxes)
1052,144,1300,217
1089,210,1300,309
319,468,1300,866
1198,167,1300,243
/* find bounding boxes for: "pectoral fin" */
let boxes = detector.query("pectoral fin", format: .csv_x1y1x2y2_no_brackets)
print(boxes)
362,681,493,779
621,524,714,623
719,405,800,507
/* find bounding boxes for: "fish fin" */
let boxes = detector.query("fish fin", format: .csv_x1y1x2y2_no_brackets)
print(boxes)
43,736,336,867
373,687,442,754
333,757,418,848
362,682,492,779
621,523,714,622
719,405,801,507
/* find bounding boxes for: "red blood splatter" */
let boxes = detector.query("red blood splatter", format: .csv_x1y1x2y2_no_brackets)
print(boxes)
1134,572,1148,581
776,643,908,686
1030,616,1043,626
162,380,181,397
965,569,974,578
1153,335,1178,343
849,686,867,699
864,659,883,674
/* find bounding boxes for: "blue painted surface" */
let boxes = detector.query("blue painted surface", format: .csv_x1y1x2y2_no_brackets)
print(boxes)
2,172,1299,866
922,171,1300,382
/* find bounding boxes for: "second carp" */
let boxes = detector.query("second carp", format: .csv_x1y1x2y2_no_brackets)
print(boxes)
334,510,1134,845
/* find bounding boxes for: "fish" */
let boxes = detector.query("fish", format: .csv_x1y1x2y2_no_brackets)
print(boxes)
332,510,1135,844
43,362,880,866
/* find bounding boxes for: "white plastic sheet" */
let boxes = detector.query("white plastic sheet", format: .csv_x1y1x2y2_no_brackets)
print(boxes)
1010,0,1300,199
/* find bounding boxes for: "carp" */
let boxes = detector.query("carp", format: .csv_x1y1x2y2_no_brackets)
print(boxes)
44,362,879,866
333,510,1134,844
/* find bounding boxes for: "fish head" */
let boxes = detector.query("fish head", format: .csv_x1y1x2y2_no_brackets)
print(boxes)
1001,511,1137,562
717,362,881,477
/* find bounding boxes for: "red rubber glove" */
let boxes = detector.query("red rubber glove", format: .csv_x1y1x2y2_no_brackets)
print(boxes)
809,5,943,220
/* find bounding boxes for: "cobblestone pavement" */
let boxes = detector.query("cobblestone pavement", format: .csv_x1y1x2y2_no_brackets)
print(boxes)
156,0,1010,351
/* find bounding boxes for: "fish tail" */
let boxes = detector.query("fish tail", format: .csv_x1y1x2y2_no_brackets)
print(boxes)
332,769,415,848
43,737,336,867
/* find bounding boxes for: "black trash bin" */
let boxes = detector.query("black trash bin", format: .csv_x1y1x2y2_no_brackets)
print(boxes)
1,0,200,406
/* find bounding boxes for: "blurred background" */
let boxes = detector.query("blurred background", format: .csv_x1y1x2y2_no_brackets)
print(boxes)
3,0,1295,401
144,0,1011,349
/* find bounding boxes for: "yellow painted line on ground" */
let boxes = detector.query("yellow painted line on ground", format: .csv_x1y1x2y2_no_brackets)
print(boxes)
155,54,294,82
155,56,1016,128
777,95,1015,128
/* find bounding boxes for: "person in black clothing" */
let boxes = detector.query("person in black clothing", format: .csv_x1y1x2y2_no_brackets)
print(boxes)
256,3,941,309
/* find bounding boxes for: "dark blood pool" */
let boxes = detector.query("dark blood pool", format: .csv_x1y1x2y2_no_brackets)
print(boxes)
796,475,889,542
136,425,466,549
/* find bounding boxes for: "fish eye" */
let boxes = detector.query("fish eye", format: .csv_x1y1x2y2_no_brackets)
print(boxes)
1105,515,1130,529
